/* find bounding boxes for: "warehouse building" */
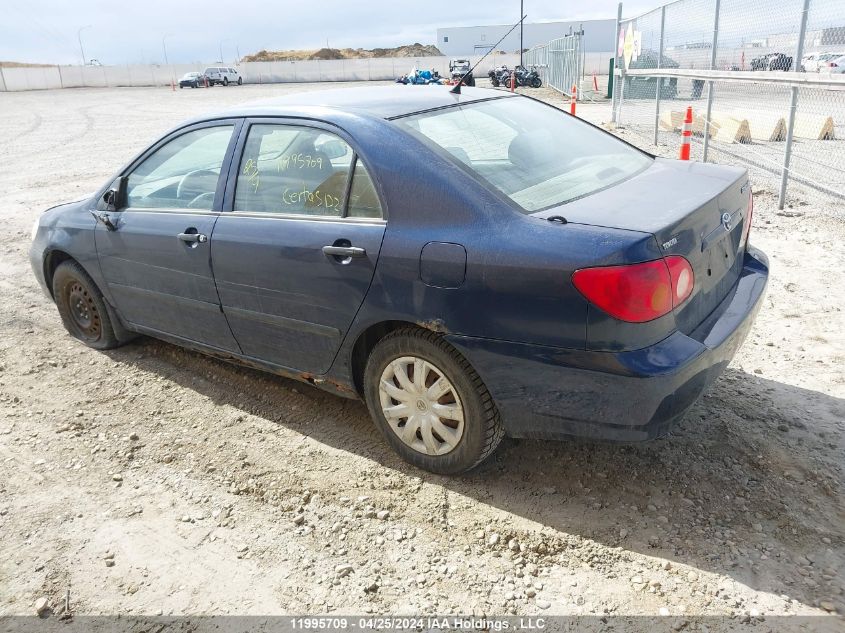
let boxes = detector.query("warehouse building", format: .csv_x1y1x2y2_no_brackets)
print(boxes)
436,19,617,57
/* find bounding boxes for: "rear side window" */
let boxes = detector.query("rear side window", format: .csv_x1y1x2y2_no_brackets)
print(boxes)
234,124,353,216
126,125,233,210
347,159,382,219
397,97,652,212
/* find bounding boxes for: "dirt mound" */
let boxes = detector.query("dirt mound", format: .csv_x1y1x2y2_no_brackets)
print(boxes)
243,43,442,62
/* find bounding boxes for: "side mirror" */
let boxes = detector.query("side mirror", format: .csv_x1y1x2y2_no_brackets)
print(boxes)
97,176,127,212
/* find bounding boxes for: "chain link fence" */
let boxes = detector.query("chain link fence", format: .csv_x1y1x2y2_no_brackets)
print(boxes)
611,0,845,207
524,35,582,95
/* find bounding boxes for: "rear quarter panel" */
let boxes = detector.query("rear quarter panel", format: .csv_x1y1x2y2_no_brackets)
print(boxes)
328,114,664,379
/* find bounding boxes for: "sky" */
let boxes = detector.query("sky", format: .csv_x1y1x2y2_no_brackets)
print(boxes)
0,0,659,66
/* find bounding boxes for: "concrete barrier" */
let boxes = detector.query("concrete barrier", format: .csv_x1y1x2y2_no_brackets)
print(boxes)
793,114,836,140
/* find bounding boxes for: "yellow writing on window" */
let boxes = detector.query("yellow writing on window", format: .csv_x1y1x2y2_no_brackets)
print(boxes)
242,158,260,193
282,185,341,212
277,153,323,171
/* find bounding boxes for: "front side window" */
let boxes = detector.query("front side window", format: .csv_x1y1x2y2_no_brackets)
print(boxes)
126,125,233,210
234,124,355,217
396,97,652,213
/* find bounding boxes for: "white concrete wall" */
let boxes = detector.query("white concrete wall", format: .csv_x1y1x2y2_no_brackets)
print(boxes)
1,55,534,92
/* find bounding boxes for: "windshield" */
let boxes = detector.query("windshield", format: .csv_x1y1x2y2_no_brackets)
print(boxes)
395,96,652,213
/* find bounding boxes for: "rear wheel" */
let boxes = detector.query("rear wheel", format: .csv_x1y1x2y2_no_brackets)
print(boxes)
52,261,122,350
363,328,504,474
531,77,542,88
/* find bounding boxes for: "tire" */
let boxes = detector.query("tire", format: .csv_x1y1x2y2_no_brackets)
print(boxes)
531,77,542,88
223,77,229,86
52,260,123,350
179,84,183,89
491,77,499,87
363,327,504,475
237,77,242,85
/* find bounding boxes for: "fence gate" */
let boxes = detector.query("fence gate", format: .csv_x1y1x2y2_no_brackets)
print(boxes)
524,34,582,95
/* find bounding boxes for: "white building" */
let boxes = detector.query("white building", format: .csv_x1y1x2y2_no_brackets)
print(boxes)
436,19,617,57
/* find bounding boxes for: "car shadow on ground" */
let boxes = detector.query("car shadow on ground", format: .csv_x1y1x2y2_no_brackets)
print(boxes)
106,337,844,611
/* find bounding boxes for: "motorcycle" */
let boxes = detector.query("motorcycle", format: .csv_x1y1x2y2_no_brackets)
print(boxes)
487,65,512,87
514,65,542,88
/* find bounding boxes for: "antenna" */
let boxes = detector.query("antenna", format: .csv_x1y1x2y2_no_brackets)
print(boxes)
451,14,528,95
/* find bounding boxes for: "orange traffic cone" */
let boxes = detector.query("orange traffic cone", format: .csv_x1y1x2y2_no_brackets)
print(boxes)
570,84,577,115
679,106,693,160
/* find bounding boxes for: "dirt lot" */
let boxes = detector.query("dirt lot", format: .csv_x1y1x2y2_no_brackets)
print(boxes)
0,83,843,623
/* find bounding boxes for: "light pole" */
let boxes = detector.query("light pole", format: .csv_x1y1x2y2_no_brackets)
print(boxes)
77,25,92,66
219,39,231,65
519,0,524,68
162,34,173,66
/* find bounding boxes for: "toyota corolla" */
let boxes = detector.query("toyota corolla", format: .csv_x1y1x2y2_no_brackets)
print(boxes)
30,86,768,474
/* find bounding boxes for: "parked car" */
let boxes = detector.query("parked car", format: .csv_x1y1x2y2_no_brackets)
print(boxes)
29,86,767,474
824,53,845,74
750,52,793,71
179,72,205,88
203,66,242,86
800,52,841,72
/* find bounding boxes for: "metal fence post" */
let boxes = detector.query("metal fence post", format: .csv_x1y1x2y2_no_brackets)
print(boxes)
779,0,811,209
653,5,666,145
702,0,721,162
0,66,7,92
611,2,623,123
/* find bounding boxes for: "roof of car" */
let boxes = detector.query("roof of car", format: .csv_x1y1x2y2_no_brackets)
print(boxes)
216,85,516,120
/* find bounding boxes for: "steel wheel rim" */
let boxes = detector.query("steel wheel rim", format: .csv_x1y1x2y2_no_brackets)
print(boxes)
378,356,464,456
67,282,101,341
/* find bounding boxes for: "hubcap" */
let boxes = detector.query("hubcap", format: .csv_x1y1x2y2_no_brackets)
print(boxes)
378,356,464,456
67,282,101,340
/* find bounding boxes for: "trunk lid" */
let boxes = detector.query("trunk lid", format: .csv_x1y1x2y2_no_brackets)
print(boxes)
533,158,751,335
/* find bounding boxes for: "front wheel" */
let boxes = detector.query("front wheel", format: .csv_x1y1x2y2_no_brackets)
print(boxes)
363,328,504,474
237,76,242,85
490,77,499,87
531,77,542,88
223,77,229,86
52,260,123,350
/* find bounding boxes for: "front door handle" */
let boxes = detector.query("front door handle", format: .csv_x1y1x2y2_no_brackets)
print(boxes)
178,232,208,244
322,245,366,258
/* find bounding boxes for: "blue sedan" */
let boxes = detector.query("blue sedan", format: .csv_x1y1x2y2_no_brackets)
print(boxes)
29,86,768,474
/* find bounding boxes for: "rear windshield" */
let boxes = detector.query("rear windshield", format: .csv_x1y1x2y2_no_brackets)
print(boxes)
395,96,652,213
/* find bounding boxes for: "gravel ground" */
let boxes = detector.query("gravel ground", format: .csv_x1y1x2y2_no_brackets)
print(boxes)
0,83,843,624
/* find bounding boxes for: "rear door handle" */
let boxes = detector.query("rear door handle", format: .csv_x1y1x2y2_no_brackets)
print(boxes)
322,245,366,258
178,232,207,243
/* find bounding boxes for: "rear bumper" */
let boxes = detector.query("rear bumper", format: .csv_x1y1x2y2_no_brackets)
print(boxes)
446,247,769,442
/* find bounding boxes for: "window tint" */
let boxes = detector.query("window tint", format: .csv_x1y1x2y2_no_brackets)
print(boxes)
234,124,353,216
347,159,383,219
126,125,233,210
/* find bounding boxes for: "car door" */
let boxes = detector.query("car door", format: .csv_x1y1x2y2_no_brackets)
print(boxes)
94,120,242,352
211,119,386,374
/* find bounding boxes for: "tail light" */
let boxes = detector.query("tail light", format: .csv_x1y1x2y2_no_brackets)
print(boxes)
572,256,694,323
831,62,838,68
741,187,753,249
